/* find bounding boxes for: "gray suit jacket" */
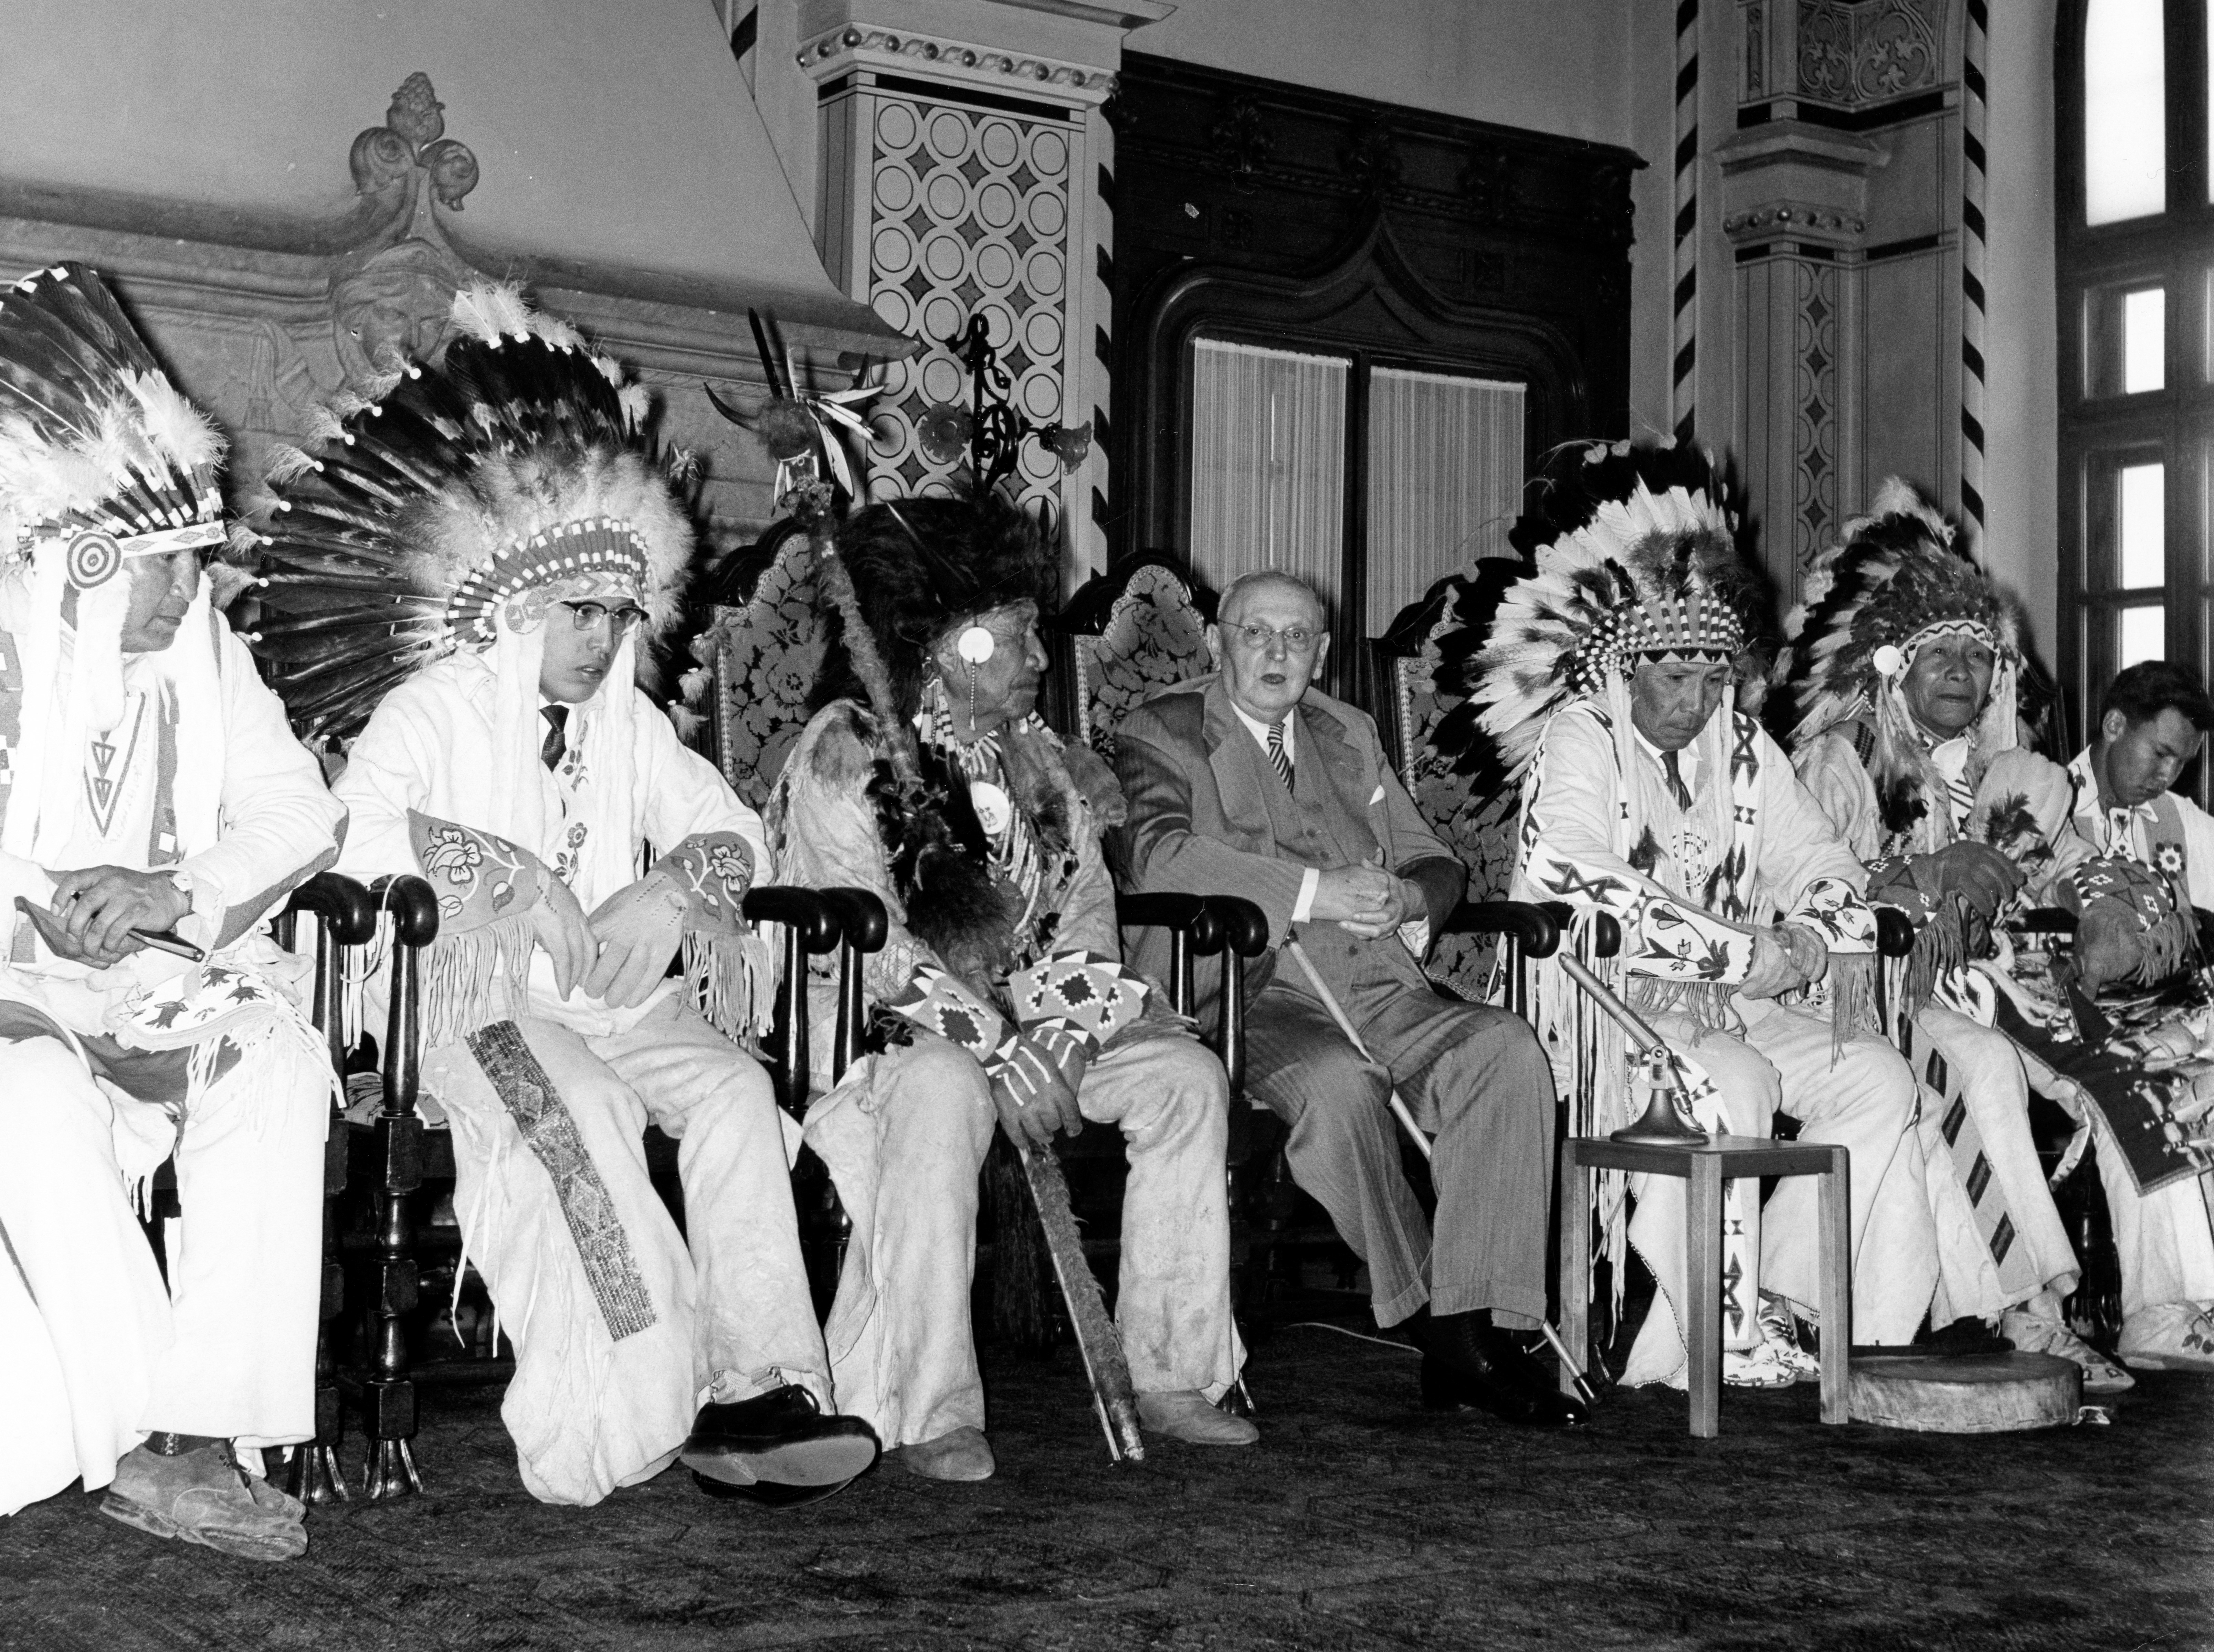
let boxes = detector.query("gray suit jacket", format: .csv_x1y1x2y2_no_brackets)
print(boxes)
1111,672,1464,1012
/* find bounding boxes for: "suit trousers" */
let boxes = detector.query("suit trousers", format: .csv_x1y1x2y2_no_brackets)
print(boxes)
1243,978,1555,1330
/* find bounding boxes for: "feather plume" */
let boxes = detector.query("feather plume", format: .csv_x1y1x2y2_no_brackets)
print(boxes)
0,264,223,553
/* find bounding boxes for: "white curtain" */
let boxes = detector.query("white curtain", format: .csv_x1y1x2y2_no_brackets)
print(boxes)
1365,366,1525,633
1188,338,1348,614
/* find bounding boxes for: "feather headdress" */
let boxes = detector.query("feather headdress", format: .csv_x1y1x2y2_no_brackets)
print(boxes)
240,282,694,741
1456,441,1757,782
0,263,226,566
0,263,239,876
1782,477,2019,849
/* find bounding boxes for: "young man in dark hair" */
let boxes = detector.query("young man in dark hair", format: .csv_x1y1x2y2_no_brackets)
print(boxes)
2062,658,2214,1372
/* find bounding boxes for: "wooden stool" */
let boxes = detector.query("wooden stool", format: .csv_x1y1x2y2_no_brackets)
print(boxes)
1560,1133,1852,1438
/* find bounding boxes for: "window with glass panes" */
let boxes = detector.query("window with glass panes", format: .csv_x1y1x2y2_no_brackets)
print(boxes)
2057,0,2214,783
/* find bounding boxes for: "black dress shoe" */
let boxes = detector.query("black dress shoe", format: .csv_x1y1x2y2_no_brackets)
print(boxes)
679,1384,880,1495
691,1470,859,1510
1421,1310,1589,1428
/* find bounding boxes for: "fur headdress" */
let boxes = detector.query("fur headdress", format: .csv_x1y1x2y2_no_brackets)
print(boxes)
808,492,1067,980
1459,441,1759,782
821,493,1058,720
1782,478,2020,850
240,282,694,741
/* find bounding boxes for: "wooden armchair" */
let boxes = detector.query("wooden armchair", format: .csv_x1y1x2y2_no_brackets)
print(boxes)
333,872,877,1498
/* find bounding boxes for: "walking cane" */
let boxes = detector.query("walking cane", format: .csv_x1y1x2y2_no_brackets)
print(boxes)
1283,939,1600,1405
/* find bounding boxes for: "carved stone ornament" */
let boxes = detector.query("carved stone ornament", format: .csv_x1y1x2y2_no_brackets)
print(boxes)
796,24,1117,101
329,75,479,385
1795,0,1945,109
245,74,479,438
350,72,481,213
1721,199,1868,247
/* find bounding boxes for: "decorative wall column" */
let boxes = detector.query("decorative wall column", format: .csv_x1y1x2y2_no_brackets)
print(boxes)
1714,0,1965,602
1718,119,1882,602
798,1,1171,589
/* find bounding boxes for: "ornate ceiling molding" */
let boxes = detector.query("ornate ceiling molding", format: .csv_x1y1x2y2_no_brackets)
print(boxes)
797,25,1118,107
983,0,1175,28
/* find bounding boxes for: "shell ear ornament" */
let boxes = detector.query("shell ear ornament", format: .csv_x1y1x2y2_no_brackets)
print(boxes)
957,625,996,666
1872,644,1906,680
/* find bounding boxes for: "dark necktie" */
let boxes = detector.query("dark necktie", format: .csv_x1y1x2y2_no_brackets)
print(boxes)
541,704,569,772
1662,749,1693,810
1266,720,1294,791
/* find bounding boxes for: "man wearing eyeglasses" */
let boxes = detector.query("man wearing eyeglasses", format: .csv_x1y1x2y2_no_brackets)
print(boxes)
1114,570,1582,1427
330,563,878,1508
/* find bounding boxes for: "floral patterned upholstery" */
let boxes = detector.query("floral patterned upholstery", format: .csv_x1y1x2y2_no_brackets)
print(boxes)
709,533,827,809
1387,583,1519,1000
1067,561,1214,764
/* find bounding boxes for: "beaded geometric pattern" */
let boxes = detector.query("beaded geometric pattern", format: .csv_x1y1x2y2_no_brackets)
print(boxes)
446,517,649,647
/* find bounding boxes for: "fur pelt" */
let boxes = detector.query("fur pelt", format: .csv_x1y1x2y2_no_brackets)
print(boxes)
833,698,1081,982
814,493,1058,720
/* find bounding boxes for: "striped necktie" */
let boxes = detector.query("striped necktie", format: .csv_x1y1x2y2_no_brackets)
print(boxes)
541,704,569,772
1662,749,1693,810
1266,720,1294,791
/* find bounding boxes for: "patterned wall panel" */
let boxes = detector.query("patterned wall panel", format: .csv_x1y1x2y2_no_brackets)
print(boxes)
861,95,1076,520
1793,259,1839,563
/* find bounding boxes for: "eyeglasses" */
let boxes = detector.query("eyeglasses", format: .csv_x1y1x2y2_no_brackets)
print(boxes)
559,600,649,635
1224,620,1321,653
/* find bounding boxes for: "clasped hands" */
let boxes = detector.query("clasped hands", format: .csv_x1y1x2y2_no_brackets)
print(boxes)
19,866,192,968
530,867,689,1008
1310,851,1423,940
1737,921,1827,1001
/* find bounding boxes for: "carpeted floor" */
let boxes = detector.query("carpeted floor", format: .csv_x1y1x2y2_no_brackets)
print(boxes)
3,1321,2210,1652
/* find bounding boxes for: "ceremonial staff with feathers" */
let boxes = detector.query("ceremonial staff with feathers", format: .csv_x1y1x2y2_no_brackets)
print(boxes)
720,343,1252,1474
755,422,1155,1466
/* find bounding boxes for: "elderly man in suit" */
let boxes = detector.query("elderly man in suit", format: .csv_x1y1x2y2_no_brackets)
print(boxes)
1113,570,1581,1427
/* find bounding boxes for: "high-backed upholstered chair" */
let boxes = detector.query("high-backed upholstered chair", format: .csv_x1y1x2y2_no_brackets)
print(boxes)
1051,553,1217,767
1367,574,1522,1003
702,520,825,809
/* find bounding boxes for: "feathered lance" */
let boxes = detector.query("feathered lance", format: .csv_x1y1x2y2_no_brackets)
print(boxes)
769,460,1148,1466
